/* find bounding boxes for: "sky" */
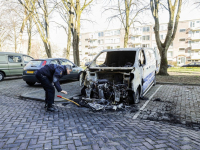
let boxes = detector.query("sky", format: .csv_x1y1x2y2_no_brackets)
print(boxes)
50,0,200,48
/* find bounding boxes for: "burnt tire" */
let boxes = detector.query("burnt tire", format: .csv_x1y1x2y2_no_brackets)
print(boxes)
133,88,140,104
26,81,36,86
0,72,5,81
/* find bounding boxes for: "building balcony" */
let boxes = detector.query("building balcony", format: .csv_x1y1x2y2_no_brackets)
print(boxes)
89,33,98,40
191,54,200,60
131,31,143,36
129,39,142,44
191,44,200,50
190,35,200,40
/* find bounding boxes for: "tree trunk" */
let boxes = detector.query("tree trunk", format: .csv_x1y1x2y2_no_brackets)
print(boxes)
14,27,17,53
66,11,72,59
27,17,32,56
43,0,52,58
17,8,28,53
43,41,51,58
124,27,129,48
158,48,169,75
73,29,80,66
73,1,80,66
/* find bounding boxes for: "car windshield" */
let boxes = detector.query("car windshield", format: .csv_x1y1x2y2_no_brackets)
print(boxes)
94,51,136,67
26,60,44,68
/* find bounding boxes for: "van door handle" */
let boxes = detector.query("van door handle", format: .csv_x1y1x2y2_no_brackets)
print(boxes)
21,64,23,66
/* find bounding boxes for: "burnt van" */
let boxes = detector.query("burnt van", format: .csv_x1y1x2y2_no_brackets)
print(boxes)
80,48,160,104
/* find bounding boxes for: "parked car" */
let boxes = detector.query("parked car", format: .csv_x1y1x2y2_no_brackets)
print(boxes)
0,52,33,81
80,48,161,104
181,62,200,67
23,58,83,86
168,64,174,68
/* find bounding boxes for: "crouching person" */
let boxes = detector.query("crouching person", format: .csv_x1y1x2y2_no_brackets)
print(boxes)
36,64,72,112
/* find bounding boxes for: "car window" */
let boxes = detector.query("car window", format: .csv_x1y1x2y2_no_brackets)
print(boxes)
50,60,60,64
196,62,200,65
8,56,22,63
60,60,74,66
23,56,33,63
189,63,195,65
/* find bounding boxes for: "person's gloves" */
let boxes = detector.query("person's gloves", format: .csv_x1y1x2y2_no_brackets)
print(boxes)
61,90,67,94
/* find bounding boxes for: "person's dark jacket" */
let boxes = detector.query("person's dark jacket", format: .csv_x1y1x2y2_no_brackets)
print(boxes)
37,64,67,92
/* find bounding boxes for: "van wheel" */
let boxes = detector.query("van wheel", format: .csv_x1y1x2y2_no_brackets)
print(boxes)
26,81,35,86
133,88,140,104
0,72,5,81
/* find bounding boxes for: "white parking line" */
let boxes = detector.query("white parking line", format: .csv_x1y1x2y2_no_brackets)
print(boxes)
133,85,163,120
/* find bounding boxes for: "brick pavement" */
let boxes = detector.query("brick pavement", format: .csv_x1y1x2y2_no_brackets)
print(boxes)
138,85,200,129
0,95,200,150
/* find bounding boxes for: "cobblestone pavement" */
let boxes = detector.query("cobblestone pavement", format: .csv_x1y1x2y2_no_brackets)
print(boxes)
0,95,200,150
138,85,200,129
0,79,78,98
1,79,200,149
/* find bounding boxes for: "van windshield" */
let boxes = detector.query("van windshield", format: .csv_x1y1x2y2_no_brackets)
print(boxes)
94,51,136,67
26,60,44,68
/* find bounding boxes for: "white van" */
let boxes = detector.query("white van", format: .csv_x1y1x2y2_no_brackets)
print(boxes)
80,48,161,104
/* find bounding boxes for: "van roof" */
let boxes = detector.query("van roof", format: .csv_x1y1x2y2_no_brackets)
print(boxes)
101,48,154,52
0,52,29,56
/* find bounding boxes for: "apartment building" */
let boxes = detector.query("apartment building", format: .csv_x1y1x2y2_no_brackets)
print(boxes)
72,19,200,66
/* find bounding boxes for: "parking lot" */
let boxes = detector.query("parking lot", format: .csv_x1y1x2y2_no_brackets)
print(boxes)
0,78,200,149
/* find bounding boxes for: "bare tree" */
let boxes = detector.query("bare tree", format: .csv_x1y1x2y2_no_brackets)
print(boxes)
150,0,182,75
62,0,94,66
19,0,58,58
55,1,73,59
104,0,148,48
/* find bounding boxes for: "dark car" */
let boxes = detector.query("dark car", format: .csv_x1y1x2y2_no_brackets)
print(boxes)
23,58,83,86
168,64,174,68
181,62,200,67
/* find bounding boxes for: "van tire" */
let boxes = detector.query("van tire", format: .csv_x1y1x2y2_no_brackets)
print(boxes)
0,72,5,81
133,88,140,104
26,81,35,86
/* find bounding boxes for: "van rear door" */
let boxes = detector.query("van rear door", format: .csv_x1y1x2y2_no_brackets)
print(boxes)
8,55,24,75
0,54,10,76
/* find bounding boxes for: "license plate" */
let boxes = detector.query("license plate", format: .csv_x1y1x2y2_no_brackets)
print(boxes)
27,71,34,74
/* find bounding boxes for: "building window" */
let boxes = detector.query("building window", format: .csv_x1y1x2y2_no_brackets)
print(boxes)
142,35,150,41
160,35,164,40
180,29,186,32
114,30,120,35
142,44,150,47
179,38,185,41
168,51,173,57
179,48,185,51
98,32,104,37
143,27,150,32
114,38,120,43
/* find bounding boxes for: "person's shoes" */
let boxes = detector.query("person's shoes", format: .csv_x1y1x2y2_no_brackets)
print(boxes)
46,105,59,112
